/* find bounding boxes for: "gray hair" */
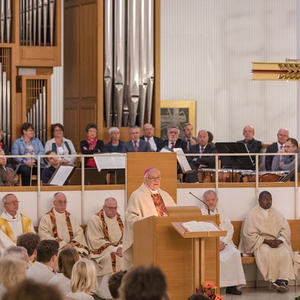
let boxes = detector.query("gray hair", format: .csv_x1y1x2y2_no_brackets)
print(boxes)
2,193,17,205
109,127,120,135
167,126,180,135
104,197,117,205
53,192,66,201
202,190,217,201
3,246,28,261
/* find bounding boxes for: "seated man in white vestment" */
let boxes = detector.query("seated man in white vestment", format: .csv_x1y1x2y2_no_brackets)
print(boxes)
239,190,295,293
201,190,245,295
86,197,124,299
38,192,88,255
27,239,59,283
123,168,176,269
0,193,34,248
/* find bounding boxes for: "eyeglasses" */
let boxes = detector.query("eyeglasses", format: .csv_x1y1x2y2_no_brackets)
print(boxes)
106,206,117,210
148,176,161,181
5,201,19,205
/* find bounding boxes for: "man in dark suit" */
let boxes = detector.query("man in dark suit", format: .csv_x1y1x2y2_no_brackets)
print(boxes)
182,123,197,151
237,125,262,153
124,126,151,152
161,126,187,152
140,123,164,152
265,128,289,170
185,130,217,182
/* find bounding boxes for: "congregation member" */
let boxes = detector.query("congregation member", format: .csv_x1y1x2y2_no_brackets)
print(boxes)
239,191,296,292
265,128,289,170
0,130,8,155
182,123,197,151
124,126,151,152
11,122,44,186
80,123,105,168
0,149,18,186
3,279,64,300
108,270,127,300
45,123,76,165
140,123,164,152
49,247,80,296
86,197,124,299
0,258,27,298
67,258,97,300
104,127,126,153
41,151,61,184
161,126,187,152
271,137,300,173
201,190,245,295
237,125,262,153
123,168,175,269
27,240,59,284
0,194,34,247
17,232,40,264
3,246,29,265
207,130,214,144
38,192,89,255
119,266,168,300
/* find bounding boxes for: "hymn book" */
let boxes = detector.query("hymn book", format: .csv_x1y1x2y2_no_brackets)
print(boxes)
182,221,220,232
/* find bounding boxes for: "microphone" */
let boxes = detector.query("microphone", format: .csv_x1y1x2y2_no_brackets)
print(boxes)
189,192,210,215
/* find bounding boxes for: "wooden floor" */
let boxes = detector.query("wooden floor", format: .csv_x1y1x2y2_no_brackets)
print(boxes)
221,287,300,300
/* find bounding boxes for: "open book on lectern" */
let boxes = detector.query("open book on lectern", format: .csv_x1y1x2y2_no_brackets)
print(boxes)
93,154,126,171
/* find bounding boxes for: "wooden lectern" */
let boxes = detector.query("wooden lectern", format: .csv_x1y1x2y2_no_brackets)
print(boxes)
133,207,226,300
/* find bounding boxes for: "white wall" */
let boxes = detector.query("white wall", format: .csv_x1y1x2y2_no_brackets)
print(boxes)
161,0,298,143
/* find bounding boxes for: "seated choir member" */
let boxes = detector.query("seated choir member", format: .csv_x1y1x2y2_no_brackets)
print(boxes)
67,258,97,300
119,266,168,300
201,190,245,295
237,125,262,153
17,232,40,265
239,191,296,292
185,130,217,183
104,127,126,153
0,149,18,186
182,123,197,151
140,123,164,152
124,126,151,152
48,247,80,296
123,168,176,269
38,192,89,255
41,150,60,184
80,123,105,167
45,123,76,165
265,128,289,171
11,122,44,186
86,197,124,299
0,130,9,155
0,193,34,248
271,137,300,173
27,240,59,284
161,126,187,152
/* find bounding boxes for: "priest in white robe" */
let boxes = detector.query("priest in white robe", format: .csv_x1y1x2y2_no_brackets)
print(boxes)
86,197,124,299
0,193,34,248
38,192,88,256
239,190,295,293
201,190,245,295
123,168,176,269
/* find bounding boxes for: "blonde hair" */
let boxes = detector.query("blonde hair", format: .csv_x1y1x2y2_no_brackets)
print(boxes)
70,258,97,294
0,258,26,288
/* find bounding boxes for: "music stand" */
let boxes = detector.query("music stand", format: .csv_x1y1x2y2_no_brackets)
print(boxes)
215,142,255,170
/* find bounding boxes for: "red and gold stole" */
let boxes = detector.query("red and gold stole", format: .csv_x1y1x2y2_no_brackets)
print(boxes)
91,209,124,271
151,193,168,216
47,208,88,252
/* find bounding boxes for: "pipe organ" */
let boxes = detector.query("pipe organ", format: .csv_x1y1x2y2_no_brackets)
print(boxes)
0,0,61,145
104,0,155,128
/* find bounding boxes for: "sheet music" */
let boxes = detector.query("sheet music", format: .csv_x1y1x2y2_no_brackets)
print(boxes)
173,148,192,173
49,166,74,186
94,154,126,171
159,147,172,153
